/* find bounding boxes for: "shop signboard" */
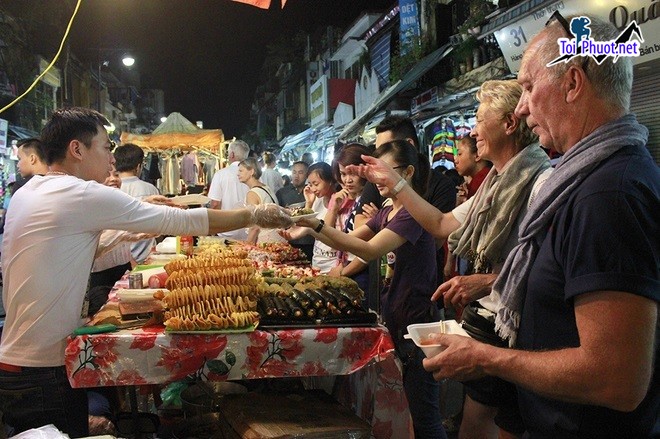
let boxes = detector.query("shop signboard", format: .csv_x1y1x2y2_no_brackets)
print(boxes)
0,118,8,154
310,75,329,129
399,0,421,55
411,86,439,114
495,0,658,73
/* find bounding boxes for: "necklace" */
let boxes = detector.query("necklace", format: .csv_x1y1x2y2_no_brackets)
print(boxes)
46,171,70,176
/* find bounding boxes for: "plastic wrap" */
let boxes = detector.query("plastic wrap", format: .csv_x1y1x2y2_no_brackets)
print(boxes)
247,203,294,229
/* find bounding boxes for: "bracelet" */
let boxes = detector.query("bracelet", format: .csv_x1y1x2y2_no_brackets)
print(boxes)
314,219,325,233
391,178,407,195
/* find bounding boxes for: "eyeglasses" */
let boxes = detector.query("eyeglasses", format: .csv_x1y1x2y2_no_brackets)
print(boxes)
545,10,589,75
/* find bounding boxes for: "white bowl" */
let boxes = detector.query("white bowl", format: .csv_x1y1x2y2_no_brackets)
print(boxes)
405,320,470,358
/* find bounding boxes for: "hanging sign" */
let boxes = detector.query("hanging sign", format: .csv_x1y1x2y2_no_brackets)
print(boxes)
494,0,658,73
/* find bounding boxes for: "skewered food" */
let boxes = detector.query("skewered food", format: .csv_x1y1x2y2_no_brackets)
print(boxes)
163,249,265,331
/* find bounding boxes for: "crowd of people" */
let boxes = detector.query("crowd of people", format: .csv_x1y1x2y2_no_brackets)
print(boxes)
0,13,657,439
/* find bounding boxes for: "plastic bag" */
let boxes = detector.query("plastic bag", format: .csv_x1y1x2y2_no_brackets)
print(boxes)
247,203,294,229
11,424,69,439
160,380,188,408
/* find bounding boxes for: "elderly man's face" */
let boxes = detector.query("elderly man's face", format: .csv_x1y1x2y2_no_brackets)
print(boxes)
515,33,566,152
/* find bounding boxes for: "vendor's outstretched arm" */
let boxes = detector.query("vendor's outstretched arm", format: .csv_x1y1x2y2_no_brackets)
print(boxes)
207,204,292,235
207,208,251,234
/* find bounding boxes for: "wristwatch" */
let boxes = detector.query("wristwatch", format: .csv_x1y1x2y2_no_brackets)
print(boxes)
314,219,325,233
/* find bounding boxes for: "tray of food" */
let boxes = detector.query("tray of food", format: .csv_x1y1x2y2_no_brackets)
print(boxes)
289,206,316,222
257,286,377,329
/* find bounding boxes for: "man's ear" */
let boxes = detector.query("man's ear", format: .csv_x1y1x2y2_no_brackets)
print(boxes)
70,140,83,160
565,65,586,103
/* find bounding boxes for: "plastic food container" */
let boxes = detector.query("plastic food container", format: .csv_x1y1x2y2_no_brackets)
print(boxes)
116,288,166,303
405,320,470,358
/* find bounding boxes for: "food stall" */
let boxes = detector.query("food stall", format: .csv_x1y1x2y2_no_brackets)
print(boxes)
120,112,226,196
66,240,413,438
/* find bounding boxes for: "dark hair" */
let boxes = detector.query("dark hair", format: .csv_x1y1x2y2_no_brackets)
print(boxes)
262,151,277,165
239,157,262,179
17,138,46,163
41,107,109,165
307,162,336,187
374,139,429,196
332,143,371,184
114,143,145,172
444,168,464,187
282,175,291,186
458,136,477,155
375,116,419,148
291,161,309,170
301,152,314,165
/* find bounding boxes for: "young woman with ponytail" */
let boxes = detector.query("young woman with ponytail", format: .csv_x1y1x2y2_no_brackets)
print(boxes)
291,139,446,439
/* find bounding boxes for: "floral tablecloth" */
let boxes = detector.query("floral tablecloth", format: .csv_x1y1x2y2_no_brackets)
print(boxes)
65,325,413,438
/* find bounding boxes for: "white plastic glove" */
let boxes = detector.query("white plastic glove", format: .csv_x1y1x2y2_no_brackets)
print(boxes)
246,203,294,229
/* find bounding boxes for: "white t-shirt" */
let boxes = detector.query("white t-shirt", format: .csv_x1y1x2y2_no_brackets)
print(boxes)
121,176,161,262
0,174,209,367
311,197,338,274
208,162,249,241
260,168,283,195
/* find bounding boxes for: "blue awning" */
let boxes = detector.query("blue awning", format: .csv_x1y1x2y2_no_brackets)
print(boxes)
280,127,316,154
305,126,339,152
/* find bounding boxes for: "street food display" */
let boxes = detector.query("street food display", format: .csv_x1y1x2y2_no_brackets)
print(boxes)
258,275,377,328
121,240,375,332
68,238,411,439
162,248,264,331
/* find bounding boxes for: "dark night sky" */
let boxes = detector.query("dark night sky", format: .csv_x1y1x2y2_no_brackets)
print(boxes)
68,0,394,137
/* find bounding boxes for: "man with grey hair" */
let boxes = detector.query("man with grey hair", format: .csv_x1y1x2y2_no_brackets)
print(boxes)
208,139,250,241
422,14,659,437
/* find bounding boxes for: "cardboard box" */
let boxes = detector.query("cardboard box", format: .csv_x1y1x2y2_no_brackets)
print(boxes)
217,391,371,439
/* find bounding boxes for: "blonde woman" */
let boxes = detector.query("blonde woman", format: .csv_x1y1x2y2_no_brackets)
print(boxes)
238,157,281,244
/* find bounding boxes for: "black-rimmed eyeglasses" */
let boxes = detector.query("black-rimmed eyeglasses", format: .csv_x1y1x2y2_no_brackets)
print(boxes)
545,10,590,75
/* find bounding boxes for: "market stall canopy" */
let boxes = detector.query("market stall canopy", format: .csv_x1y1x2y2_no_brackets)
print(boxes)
120,112,224,152
280,127,316,154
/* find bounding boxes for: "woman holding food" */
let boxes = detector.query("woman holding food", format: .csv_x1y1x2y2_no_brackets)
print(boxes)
291,140,446,439
290,161,339,274
324,143,372,292
238,157,282,244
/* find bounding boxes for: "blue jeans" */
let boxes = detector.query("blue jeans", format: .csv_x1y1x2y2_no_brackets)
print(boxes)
0,365,89,437
398,340,448,439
